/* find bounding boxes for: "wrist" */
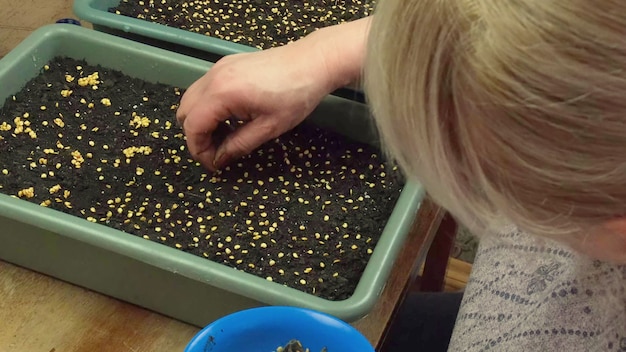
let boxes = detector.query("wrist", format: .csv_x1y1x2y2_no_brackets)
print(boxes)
302,17,371,93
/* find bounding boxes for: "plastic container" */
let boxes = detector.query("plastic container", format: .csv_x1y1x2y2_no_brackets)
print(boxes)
184,306,374,352
73,0,366,103
73,0,257,62
0,24,424,327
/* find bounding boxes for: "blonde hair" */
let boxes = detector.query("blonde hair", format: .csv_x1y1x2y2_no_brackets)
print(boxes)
365,1,626,239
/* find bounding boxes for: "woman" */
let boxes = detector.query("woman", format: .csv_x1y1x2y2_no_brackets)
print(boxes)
177,1,626,351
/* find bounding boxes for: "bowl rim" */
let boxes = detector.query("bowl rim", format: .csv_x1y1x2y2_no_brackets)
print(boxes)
184,306,375,352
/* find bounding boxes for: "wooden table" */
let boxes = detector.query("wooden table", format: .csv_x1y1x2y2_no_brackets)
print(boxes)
0,200,444,352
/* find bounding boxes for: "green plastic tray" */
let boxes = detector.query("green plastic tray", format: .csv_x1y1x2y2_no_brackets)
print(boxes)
74,0,257,61
0,25,424,327
73,0,366,102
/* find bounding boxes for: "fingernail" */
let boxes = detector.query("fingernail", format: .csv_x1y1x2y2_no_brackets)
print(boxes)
214,149,225,168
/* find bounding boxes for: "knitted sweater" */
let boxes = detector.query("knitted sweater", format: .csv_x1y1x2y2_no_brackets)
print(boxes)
448,227,626,352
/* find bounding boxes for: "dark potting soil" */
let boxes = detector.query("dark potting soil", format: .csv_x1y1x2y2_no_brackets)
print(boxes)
109,0,375,49
0,57,403,301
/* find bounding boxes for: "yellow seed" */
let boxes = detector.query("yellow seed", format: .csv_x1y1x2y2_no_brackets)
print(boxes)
17,187,35,198
100,98,112,106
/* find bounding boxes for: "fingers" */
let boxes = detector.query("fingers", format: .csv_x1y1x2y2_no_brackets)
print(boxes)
176,78,202,125
213,118,279,169
182,101,231,171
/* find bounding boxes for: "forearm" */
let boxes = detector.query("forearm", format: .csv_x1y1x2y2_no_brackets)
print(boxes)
299,17,372,92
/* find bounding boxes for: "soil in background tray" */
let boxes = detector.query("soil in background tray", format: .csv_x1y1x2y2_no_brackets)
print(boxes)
0,57,403,301
110,0,375,49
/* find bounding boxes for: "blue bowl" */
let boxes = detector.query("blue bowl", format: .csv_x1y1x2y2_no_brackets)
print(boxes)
184,306,375,352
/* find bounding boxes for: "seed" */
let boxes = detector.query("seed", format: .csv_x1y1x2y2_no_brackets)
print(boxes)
17,187,35,198
266,277,273,282
269,259,276,266
299,279,306,285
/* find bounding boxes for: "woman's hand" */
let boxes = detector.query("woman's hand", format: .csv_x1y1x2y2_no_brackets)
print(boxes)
176,17,371,171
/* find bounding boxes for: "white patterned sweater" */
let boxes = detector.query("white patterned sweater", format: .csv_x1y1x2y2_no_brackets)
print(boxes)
447,227,626,351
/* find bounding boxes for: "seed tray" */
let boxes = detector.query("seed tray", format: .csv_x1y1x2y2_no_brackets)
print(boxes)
0,25,423,326
73,0,373,58
73,0,367,101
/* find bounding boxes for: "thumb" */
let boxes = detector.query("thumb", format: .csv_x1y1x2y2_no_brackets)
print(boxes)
214,118,280,169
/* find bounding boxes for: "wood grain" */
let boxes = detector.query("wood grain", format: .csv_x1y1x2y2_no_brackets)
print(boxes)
0,260,199,352
0,0,91,58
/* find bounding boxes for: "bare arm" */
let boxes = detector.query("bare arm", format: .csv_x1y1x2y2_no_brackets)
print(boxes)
176,17,372,171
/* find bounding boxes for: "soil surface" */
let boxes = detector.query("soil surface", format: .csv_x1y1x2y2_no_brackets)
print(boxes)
0,57,403,300
110,0,376,49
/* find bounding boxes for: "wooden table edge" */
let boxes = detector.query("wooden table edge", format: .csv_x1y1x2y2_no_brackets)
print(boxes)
352,198,446,349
